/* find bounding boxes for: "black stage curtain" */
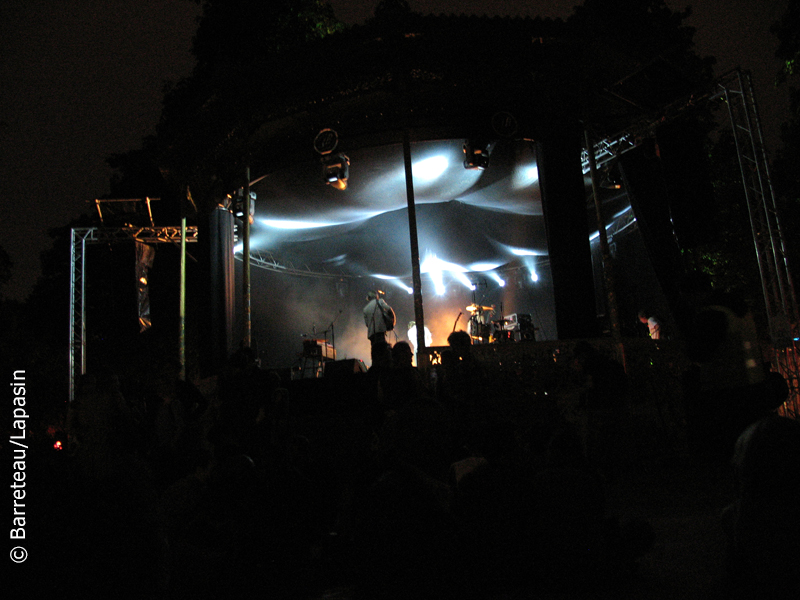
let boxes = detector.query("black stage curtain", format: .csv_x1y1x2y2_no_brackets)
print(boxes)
537,125,598,339
198,207,236,375
619,141,687,334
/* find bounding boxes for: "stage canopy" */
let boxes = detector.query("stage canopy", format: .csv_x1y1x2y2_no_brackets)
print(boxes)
247,137,548,288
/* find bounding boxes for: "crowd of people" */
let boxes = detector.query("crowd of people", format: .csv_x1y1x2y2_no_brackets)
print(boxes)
15,294,799,599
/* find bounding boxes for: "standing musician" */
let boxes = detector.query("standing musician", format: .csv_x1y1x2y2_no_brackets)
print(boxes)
407,320,433,366
363,290,395,368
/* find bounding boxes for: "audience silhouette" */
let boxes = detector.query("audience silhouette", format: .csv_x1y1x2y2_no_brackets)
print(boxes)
33,332,798,600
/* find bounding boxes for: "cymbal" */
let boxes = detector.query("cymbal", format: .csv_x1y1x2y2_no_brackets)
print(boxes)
466,304,495,312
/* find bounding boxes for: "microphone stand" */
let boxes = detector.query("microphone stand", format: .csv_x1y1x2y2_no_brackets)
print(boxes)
322,309,344,360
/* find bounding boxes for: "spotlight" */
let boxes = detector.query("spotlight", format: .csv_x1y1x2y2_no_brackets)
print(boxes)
322,153,350,190
463,140,490,170
488,272,505,287
233,190,256,222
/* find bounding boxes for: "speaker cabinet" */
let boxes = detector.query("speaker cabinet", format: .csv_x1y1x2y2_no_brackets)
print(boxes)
324,358,367,378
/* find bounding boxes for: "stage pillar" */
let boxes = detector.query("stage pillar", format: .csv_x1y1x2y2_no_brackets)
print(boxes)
537,125,598,339
198,206,236,375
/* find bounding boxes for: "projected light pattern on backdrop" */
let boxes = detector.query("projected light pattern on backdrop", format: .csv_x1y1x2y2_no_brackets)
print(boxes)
244,138,558,368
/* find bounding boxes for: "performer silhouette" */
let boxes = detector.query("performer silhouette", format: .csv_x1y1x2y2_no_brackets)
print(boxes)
363,290,395,369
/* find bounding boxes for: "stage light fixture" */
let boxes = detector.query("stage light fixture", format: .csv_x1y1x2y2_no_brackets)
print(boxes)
488,272,506,287
322,153,350,190
463,140,490,170
233,190,256,222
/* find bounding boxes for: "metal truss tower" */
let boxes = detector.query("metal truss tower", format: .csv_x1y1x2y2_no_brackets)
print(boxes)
69,226,198,401
715,70,800,417
583,69,800,417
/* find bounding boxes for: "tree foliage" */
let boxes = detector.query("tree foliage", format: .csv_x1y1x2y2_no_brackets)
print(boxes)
570,0,696,59
145,0,344,212
683,131,762,294
191,0,343,67
770,0,800,297
567,0,714,107
772,0,800,84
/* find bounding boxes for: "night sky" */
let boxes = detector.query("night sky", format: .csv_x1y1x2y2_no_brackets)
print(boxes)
0,0,791,303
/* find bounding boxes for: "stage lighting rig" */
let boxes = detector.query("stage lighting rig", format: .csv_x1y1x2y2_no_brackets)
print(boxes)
314,128,349,191
322,153,350,190
463,140,490,170
232,189,256,223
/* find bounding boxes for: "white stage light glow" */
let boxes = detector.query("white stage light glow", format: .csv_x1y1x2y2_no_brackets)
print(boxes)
517,255,540,283
421,255,470,274
430,270,446,295
373,274,414,294
413,155,449,182
260,219,339,229
509,247,545,257
454,273,474,289
420,254,474,295
488,272,506,287
323,254,348,266
470,262,502,272
420,254,469,296
589,206,634,241
513,164,539,189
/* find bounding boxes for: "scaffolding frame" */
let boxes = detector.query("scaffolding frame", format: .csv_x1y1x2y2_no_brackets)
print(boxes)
714,70,800,417
582,69,800,417
68,226,198,401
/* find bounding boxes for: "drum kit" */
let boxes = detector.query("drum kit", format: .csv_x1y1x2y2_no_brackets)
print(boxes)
466,303,494,343
466,304,535,344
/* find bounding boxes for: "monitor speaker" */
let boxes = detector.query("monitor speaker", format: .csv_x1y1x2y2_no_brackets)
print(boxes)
324,359,367,378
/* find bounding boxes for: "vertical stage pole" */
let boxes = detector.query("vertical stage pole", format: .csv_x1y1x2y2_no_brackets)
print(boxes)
69,229,88,402
403,129,427,365
538,126,598,339
585,130,625,367
179,216,187,380
243,167,252,349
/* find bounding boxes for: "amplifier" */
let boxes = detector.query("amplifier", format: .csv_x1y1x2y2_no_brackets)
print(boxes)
502,314,536,341
502,313,532,331
302,339,336,361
